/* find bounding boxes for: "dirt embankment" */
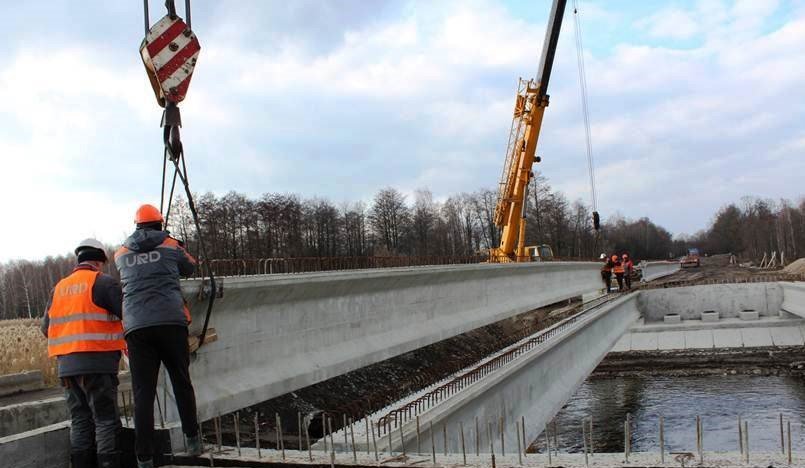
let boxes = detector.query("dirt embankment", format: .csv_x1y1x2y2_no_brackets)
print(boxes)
594,346,805,378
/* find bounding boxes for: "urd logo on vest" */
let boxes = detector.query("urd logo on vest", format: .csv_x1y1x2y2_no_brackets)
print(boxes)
123,250,162,267
47,270,125,357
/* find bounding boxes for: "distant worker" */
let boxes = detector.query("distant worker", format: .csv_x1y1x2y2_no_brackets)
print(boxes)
41,239,125,468
612,254,625,291
115,204,202,468
622,253,634,290
600,253,613,293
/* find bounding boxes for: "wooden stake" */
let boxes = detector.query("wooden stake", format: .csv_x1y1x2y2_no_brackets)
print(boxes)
787,420,792,465
350,418,358,463
521,415,527,457
276,413,285,460
443,424,448,455
780,413,785,454
328,417,335,454
305,416,312,462
487,421,494,455
371,418,379,461
475,416,480,456
659,414,664,464
516,420,523,466
298,411,303,452
234,413,241,456
255,413,261,459
365,417,370,455
588,415,593,457
582,420,588,468
431,421,436,464
696,415,702,464
399,421,406,456
460,421,467,466
544,425,552,466
416,415,421,454
499,416,505,456
744,421,749,463
322,413,328,453
215,416,222,452
738,415,743,455
343,414,348,451
623,420,629,463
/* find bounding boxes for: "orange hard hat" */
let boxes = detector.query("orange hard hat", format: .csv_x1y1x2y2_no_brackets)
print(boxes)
135,204,164,224
611,255,618,261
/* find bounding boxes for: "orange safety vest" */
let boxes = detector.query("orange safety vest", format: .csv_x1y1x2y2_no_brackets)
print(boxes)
613,262,625,274
47,269,126,357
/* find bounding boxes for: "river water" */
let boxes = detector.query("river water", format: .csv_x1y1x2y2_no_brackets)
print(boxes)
532,375,805,453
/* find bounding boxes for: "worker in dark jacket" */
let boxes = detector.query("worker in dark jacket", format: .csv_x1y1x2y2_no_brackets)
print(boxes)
41,239,125,468
114,204,202,468
599,253,613,293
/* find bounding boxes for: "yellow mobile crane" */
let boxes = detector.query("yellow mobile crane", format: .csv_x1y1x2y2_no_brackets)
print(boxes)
491,0,582,262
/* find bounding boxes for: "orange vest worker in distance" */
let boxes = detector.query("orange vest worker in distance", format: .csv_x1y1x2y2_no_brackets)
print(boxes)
612,254,625,291
47,269,126,357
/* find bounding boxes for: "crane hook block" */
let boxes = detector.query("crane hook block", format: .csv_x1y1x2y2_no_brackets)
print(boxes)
140,14,200,107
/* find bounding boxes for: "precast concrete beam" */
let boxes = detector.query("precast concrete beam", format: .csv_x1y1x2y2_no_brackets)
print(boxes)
781,282,805,318
640,261,680,282
174,262,600,423
381,293,639,454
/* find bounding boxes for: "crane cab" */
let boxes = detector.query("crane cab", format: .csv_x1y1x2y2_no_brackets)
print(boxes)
526,245,554,262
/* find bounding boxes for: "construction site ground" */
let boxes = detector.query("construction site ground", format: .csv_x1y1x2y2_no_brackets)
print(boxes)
647,253,791,285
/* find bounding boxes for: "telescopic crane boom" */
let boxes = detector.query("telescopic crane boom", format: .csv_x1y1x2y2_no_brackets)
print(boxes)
491,0,567,262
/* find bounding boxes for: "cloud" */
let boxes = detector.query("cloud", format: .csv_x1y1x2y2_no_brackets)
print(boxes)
636,8,701,40
1,0,804,261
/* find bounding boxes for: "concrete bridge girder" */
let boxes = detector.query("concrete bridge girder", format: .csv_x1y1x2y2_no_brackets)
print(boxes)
176,262,601,423
640,261,681,282
376,293,640,454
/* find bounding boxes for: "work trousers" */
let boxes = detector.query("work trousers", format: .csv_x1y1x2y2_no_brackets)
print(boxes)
126,325,199,460
64,374,121,455
625,273,632,290
601,270,612,292
615,273,624,291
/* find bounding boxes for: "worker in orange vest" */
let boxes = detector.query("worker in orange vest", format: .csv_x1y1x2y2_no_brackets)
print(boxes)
612,254,625,291
41,239,125,468
115,204,201,467
622,253,634,290
599,253,613,292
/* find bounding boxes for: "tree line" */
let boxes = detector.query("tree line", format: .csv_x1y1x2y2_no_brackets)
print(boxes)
1,178,803,319
686,197,805,262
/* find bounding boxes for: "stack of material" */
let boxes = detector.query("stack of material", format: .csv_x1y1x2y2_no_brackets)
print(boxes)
783,258,805,275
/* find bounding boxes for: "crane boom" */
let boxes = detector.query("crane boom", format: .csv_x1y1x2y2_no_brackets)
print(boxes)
491,0,567,262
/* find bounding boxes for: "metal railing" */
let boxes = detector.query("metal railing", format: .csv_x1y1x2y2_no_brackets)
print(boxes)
375,294,618,436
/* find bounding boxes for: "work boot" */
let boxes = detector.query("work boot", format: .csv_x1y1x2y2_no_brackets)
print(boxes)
136,458,154,468
70,450,96,468
97,452,121,468
186,434,203,456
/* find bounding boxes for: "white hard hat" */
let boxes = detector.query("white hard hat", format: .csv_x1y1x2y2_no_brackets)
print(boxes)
599,253,607,260
75,238,105,256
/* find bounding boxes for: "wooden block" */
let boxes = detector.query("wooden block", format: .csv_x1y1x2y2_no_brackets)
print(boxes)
188,328,218,353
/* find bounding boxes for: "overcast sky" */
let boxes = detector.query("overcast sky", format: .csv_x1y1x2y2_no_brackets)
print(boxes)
1,0,804,261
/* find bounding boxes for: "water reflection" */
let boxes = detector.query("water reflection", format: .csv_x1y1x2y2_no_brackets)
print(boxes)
532,375,805,453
